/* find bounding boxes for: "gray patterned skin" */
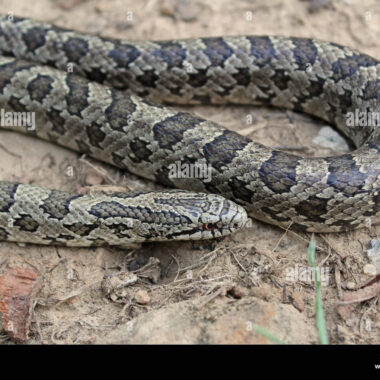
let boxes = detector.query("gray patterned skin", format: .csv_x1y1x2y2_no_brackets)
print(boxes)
0,15,379,237
0,182,247,247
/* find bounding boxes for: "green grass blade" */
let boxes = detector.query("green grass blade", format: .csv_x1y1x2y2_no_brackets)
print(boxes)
253,324,285,345
308,234,329,344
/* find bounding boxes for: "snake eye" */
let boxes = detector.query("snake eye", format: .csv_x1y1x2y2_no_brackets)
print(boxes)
204,223,216,231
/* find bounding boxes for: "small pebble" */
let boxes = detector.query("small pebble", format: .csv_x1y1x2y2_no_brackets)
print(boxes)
95,1,107,12
309,0,331,12
238,270,245,278
228,286,248,299
313,126,349,152
134,289,150,305
160,0,176,17
175,0,199,22
366,239,380,271
346,281,356,290
290,291,305,312
363,264,377,276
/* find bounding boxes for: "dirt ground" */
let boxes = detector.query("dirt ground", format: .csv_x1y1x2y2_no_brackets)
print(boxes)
0,0,379,344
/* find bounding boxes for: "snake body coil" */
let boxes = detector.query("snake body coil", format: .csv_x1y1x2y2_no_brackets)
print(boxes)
0,15,379,246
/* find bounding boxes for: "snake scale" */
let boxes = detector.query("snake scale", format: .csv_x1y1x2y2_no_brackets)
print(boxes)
0,15,379,247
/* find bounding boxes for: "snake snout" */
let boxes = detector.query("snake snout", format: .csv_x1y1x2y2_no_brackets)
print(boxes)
201,195,248,239
221,200,248,235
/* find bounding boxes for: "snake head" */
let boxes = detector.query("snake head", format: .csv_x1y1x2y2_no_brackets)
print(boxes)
197,194,249,240
139,191,249,241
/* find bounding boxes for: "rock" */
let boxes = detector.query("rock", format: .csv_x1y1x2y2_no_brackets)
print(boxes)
308,0,331,13
134,290,150,305
313,126,349,152
363,264,377,276
346,281,356,290
365,239,380,272
228,285,248,299
290,291,305,312
160,0,176,17
95,2,107,13
98,296,317,344
0,267,41,342
175,0,199,22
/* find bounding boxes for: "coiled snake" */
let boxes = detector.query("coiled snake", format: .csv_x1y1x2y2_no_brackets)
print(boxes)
0,15,379,247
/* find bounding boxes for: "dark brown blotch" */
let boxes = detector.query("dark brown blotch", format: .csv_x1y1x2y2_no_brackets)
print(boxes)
13,214,39,232
152,41,186,69
153,112,203,150
86,67,107,84
63,37,89,64
22,26,46,51
86,123,106,148
202,37,234,67
7,96,26,112
326,154,368,194
188,69,208,88
89,201,191,225
105,91,136,131
106,223,133,239
40,190,81,220
129,138,153,163
306,76,326,98
27,74,55,103
0,60,34,93
258,151,299,193
63,223,99,237
65,75,89,116
232,68,251,86
228,177,254,204
331,54,377,81
49,108,66,135
271,68,290,91
203,130,250,171
136,70,159,88
294,196,327,223
247,36,276,67
108,42,140,67
291,38,318,71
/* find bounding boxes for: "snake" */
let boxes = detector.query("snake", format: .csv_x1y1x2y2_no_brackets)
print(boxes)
0,15,379,248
